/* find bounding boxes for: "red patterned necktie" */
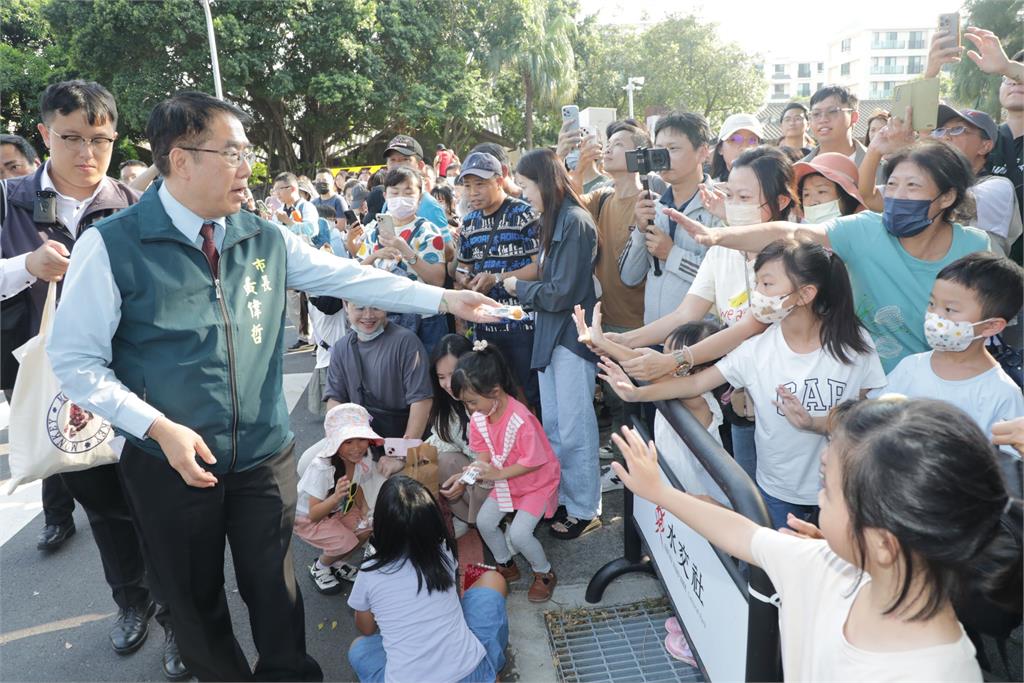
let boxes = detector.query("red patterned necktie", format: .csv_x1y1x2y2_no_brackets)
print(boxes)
199,221,219,278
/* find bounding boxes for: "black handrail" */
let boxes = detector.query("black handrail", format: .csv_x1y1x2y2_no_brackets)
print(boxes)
586,398,782,682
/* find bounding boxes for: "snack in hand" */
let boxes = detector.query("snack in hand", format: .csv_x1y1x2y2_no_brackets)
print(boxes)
478,305,525,320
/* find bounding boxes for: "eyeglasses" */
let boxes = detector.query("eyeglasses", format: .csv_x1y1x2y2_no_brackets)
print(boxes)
177,146,255,168
49,129,117,152
725,134,760,145
931,126,978,138
781,115,806,124
809,107,854,122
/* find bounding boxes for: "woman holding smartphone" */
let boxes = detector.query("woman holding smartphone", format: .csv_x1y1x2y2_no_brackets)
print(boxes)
502,149,602,540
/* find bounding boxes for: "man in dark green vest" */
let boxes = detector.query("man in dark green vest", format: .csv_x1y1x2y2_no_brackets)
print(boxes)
48,91,498,681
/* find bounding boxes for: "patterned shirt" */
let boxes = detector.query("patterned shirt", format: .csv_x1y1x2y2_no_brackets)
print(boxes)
357,216,445,283
458,196,538,333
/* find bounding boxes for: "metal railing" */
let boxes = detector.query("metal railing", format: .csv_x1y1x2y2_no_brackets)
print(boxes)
871,65,905,74
872,40,906,49
586,399,782,682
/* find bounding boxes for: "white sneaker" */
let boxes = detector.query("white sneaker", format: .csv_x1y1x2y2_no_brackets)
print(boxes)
600,464,623,492
598,443,617,461
309,562,343,595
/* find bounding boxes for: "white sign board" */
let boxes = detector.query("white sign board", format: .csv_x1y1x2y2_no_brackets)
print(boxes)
634,467,749,682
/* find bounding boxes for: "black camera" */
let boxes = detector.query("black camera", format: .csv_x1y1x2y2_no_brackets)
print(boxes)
625,146,671,175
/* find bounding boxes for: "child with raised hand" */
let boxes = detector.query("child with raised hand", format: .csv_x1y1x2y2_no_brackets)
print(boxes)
441,340,562,602
611,396,1021,682
348,476,510,683
296,404,379,595
598,239,886,529
869,253,1024,495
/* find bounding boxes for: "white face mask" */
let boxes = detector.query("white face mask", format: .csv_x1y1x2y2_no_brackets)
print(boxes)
749,288,796,324
803,199,842,224
725,201,763,227
388,196,419,220
923,312,996,353
355,325,386,342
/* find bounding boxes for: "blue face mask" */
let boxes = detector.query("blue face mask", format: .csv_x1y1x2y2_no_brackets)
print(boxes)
881,196,936,238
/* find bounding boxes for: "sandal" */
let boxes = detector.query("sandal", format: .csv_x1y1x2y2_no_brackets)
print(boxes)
544,505,568,526
330,562,359,582
549,516,601,540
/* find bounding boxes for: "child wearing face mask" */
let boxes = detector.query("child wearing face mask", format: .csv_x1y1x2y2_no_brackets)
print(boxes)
598,239,886,530
441,341,562,603
793,153,866,224
869,254,1024,472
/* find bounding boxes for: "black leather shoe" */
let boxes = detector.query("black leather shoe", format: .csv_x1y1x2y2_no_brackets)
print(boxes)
36,521,76,551
162,627,190,681
109,602,156,655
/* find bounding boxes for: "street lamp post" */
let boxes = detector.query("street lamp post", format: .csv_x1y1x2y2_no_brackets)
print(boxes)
623,76,645,119
200,0,224,100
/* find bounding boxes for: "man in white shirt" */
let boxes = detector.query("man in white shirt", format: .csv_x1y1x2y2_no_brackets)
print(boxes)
0,80,187,680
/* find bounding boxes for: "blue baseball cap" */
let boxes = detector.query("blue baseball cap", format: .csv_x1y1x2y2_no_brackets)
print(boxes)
456,152,502,184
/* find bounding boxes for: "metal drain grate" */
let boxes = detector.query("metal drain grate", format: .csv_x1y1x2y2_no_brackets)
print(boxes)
545,598,704,683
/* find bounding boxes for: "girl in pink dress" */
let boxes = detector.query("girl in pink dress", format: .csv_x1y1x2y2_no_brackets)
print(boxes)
441,340,561,602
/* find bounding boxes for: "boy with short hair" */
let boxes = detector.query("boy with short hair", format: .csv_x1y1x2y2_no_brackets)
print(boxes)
872,253,1024,463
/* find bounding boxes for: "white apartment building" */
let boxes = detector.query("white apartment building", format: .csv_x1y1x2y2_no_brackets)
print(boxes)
826,26,934,100
761,58,827,102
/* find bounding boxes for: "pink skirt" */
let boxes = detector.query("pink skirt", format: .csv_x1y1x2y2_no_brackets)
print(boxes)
294,508,365,556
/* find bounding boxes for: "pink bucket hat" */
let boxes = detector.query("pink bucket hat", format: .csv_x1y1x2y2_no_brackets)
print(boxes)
322,404,383,458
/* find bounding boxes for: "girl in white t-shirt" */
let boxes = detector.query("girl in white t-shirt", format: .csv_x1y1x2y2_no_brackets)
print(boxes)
598,239,886,529
608,396,1020,682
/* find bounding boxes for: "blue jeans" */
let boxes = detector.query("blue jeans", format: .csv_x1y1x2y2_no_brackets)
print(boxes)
348,587,509,683
731,423,757,482
388,313,448,356
758,485,819,531
538,345,600,520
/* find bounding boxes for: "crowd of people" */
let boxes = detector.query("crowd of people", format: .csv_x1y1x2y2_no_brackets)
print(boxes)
1,19,1023,683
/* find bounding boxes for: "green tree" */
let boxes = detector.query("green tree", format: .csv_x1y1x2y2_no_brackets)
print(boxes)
952,0,1023,116
479,0,578,149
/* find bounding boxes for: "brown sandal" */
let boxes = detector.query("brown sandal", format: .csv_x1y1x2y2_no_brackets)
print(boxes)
496,559,521,583
528,570,557,602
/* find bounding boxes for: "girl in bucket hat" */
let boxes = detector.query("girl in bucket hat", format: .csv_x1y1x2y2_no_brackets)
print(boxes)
793,152,867,224
295,404,382,594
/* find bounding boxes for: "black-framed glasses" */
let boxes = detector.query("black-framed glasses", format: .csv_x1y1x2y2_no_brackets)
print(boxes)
48,129,117,152
809,107,854,122
177,146,255,168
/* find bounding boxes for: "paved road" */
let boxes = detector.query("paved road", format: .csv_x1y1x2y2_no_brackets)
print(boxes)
0,333,645,682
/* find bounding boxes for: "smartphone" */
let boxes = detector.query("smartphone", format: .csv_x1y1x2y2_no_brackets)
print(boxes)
562,104,581,171
938,12,960,48
376,213,396,238
255,199,269,215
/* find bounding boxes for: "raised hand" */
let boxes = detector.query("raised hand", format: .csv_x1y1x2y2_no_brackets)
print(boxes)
772,385,813,431
963,26,1013,76
778,513,824,539
667,207,716,247
597,356,641,402
870,107,916,154
609,426,667,504
698,182,728,222
924,26,963,78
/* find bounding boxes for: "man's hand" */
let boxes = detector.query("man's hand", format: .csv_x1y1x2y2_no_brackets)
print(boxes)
963,26,1019,78
441,290,502,322
621,347,676,382
276,210,294,226
147,417,218,488
25,240,71,282
644,225,673,261
633,191,659,226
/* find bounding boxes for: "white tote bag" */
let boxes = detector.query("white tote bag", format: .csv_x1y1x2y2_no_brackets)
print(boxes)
5,282,119,494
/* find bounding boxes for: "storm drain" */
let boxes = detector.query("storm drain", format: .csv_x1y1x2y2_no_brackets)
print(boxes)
545,598,704,683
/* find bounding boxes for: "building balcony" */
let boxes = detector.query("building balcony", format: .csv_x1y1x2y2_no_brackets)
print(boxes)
871,65,905,74
907,63,925,74
908,39,926,49
869,90,894,100
772,73,790,80
770,92,791,100
872,40,906,49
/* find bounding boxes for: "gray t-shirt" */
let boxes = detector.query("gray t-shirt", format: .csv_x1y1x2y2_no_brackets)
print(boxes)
324,323,433,411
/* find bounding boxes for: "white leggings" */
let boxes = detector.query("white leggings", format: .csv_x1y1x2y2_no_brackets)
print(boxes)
475,497,551,574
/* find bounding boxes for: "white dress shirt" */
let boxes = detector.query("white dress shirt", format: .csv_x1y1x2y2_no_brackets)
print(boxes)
0,162,103,300
47,182,444,440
